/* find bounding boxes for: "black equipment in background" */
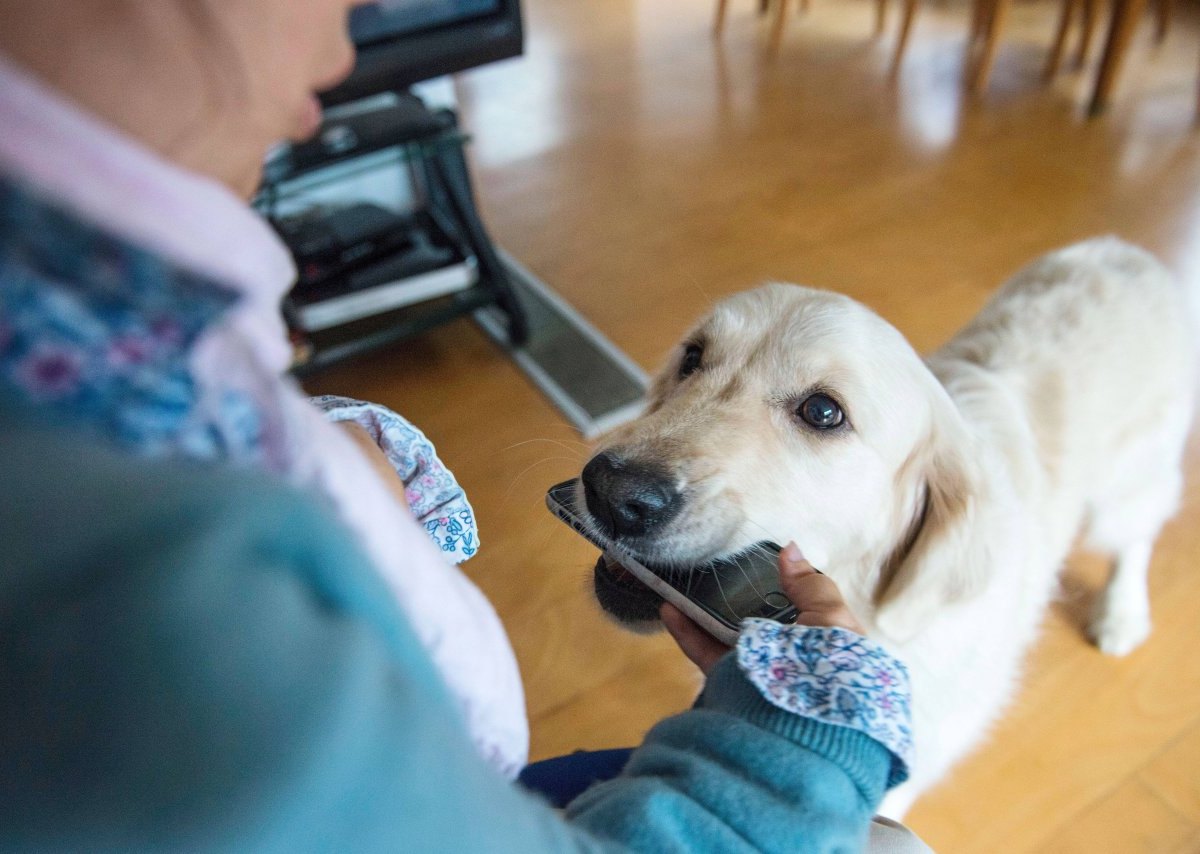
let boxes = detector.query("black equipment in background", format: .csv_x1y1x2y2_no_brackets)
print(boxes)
257,1,528,373
323,0,523,106
258,93,528,373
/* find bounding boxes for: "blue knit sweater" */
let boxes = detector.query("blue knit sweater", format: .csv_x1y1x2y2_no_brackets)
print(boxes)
0,408,891,852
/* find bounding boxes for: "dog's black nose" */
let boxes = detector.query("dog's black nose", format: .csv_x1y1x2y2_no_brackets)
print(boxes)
581,452,682,538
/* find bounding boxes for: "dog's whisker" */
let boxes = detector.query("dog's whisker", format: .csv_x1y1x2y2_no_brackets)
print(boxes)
740,515,777,542
502,456,580,503
744,549,776,604
499,437,588,459
685,274,716,307
709,558,739,619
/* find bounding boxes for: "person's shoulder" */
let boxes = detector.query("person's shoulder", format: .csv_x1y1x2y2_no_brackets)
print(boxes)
0,409,465,851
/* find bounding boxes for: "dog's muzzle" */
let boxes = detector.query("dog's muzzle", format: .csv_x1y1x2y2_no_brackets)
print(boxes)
581,452,682,540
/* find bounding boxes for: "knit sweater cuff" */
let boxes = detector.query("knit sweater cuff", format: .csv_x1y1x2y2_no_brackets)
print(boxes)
698,656,897,804
735,621,912,788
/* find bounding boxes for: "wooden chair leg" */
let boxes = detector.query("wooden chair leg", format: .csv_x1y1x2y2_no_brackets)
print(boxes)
1154,0,1173,44
1087,0,1149,115
970,0,1010,94
890,0,919,76
769,0,791,52
1045,0,1078,79
876,0,888,35
1075,0,1099,67
714,0,731,35
968,0,992,50
1195,40,1200,121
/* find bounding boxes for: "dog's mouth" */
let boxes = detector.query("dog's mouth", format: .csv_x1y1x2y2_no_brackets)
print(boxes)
587,534,742,629
591,553,666,626
572,476,746,628
576,494,731,574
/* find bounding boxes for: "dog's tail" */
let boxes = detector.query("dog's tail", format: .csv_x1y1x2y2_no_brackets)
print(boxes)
1183,259,1200,360
1090,235,1199,361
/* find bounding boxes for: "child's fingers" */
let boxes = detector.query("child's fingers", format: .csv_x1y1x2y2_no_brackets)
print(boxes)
661,603,729,675
778,542,867,635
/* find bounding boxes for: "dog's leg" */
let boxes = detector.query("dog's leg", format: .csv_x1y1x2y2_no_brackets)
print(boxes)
1084,418,1188,657
1089,539,1154,656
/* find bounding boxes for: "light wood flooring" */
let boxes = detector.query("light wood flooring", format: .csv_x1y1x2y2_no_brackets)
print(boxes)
305,0,1200,849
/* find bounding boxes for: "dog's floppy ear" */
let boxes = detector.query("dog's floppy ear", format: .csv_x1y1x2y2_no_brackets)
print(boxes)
874,397,994,642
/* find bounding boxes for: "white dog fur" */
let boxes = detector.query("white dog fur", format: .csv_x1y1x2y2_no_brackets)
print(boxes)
585,237,1196,816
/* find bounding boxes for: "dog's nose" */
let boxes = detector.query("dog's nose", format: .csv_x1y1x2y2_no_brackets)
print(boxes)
581,452,682,538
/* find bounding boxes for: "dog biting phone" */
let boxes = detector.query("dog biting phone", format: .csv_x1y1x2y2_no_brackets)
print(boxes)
545,479,798,645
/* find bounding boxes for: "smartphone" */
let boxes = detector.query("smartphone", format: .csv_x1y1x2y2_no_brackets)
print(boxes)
546,479,798,645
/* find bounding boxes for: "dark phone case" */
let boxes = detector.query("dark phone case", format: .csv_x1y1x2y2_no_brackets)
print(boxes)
545,480,798,640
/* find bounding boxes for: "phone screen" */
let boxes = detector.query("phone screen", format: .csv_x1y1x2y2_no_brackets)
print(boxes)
546,480,797,630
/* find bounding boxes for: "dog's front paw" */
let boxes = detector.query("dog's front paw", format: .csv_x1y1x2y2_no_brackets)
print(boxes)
1089,607,1152,657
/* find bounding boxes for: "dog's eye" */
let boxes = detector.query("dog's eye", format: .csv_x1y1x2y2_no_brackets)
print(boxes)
797,393,844,430
679,343,703,379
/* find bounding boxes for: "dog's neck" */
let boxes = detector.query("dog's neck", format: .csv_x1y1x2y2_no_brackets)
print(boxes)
830,476,930,624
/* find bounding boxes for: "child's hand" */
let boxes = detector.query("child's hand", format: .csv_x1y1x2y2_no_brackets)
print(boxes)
338,421,411,513
660,601,729,675
776,542,866,635
661,542,865,675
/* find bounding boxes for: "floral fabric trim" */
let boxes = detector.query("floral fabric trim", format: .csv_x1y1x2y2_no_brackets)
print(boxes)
311,395,479,563
737,620,913,788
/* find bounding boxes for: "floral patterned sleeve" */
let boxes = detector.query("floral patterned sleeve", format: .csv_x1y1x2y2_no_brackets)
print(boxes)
736,620,913,788
310,395,480,563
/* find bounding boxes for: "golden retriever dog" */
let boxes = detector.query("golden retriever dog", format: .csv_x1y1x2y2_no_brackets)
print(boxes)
576,238,1196,816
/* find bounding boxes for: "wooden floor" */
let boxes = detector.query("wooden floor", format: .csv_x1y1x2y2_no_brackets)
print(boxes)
305,0,1200,849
